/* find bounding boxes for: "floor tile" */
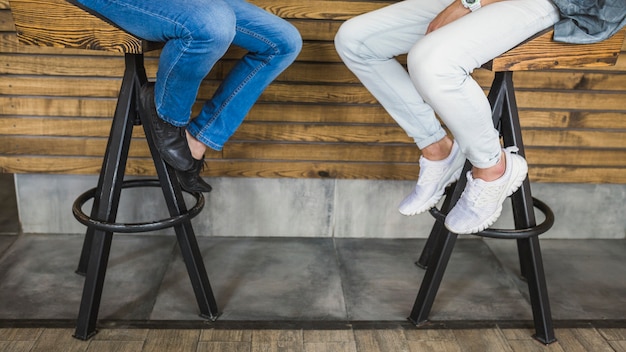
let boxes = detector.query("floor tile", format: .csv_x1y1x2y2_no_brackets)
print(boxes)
150,237,347,321
336,238,532,321
485,238,626,320
0,235,18,258
334,238,424,321
425,239,533,321
0,234,176,320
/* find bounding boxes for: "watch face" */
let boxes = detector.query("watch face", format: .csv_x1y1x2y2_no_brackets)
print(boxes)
466,0,477,4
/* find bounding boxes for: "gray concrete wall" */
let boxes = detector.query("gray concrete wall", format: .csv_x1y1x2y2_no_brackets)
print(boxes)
14,174,626,239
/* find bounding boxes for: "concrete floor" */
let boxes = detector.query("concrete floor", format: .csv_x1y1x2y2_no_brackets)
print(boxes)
0,173,624,326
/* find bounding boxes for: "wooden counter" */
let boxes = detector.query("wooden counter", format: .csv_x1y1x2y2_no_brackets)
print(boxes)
1,0,625,183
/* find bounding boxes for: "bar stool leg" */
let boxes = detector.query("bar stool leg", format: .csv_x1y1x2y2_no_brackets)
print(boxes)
410,70,555,344
74,53,141,340
415,189,451,269
409,162,470,323
489,71,555,344
75,54,145,276
408,228,457,325
416,161,471,268
139,95,220,319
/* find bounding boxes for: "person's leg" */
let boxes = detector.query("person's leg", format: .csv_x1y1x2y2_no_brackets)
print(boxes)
334,0,453,150
75,0,236,126
335,0,468,216
406,0,560,232
408,0,559,169
186,0,302,152
74,0,237,172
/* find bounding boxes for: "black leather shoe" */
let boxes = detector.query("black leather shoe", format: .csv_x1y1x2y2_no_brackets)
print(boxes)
139,83,194,171
176,157,212,193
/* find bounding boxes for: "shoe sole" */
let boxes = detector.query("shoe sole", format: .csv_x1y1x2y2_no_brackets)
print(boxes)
446,154,528,234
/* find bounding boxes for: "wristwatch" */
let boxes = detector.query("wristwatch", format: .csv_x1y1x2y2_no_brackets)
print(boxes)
461,0,481,12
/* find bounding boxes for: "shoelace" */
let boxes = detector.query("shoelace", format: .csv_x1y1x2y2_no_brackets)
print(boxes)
461,146,519,206
469,179,504,207
417,158,447,185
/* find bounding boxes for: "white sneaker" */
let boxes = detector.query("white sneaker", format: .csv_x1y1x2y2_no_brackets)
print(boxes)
444,146,528,234
398,141,466,216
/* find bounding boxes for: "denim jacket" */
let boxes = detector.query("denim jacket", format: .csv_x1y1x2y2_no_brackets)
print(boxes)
551,0,626,43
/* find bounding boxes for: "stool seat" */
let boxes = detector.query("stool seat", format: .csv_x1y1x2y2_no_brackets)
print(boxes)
485,28,625,71
10,0,161,53
409,27,626,345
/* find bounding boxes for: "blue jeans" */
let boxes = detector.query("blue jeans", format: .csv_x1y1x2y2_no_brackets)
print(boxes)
75,0,302,151
335,0,559,168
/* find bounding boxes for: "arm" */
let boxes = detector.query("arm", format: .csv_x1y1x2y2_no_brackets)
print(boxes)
426,0,504,34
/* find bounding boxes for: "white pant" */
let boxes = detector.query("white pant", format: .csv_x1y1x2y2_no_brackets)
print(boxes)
335,0,560,168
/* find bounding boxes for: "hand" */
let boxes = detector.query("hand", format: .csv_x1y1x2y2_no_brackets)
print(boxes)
426,1,470,34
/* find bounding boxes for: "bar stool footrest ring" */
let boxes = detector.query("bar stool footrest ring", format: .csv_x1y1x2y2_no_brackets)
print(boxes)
429,197,554,239
72,179,204,233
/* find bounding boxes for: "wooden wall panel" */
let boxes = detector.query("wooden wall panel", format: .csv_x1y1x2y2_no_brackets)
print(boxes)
1,0,625,184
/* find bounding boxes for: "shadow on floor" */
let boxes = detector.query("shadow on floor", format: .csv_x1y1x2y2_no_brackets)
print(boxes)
0,173,19,235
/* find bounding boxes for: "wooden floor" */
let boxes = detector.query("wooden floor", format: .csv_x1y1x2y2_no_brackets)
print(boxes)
1,327,625,352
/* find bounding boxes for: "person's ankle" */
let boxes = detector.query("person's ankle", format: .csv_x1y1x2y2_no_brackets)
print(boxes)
472,151,506,182
421,137,454,161
185,130,206,160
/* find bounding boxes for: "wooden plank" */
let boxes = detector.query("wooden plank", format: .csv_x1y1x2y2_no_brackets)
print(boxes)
223,143,419,163
251,330,304,352
142,330,200,352
246,104,394,124
486,29,625,71
0,136,152,157
353,329,412,352
522,129,626,149
474,69,626,91
3,137,625,169
0,54,361,83
551,328,615,352
516,111,626,130
85,341,145,352
92,329,150,341
2,156,626,183
0,157,422,179
0,328,43,340
0,96,118,118
529,166,626,183
6,53,626,90
404,329,461,352
249,0,390,20
451,329,513,352
199,330,253,342
232,123,412,144
513,90,626,111
4,95,626,129
196,341,251,352
0,97,395,124
0,9,13,31
29,328,87,352
8,0,149,53
4,76,626,109
526,148,626,167
598,328,626,341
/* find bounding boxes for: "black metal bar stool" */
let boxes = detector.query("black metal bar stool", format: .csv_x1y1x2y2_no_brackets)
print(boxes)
9,0,220,340
407,28,626,345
